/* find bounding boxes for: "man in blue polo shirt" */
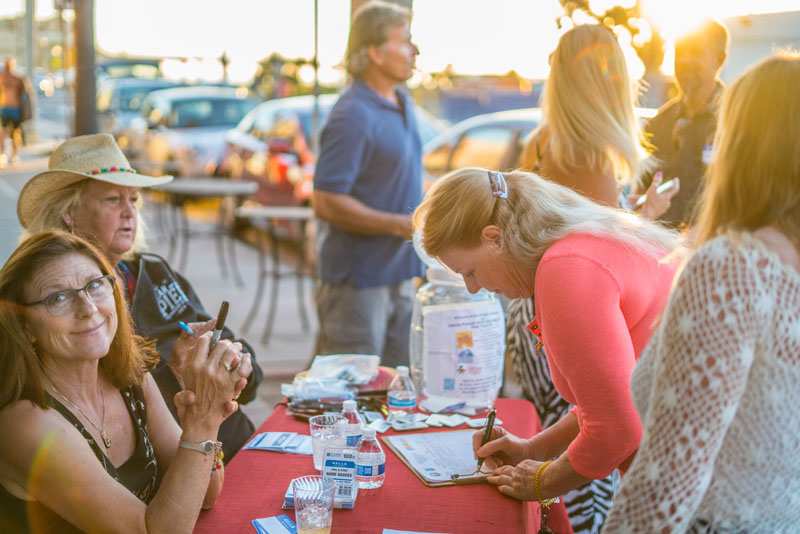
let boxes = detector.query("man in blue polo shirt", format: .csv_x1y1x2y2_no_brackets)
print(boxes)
312,1,423,368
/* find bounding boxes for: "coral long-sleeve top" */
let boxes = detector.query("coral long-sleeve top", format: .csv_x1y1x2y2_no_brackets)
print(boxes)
531,232,677,479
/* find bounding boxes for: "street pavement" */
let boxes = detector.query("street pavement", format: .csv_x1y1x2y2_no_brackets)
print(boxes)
0,144,314,428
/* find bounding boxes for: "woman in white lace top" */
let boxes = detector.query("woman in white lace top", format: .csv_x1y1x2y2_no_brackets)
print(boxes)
604,53,800,532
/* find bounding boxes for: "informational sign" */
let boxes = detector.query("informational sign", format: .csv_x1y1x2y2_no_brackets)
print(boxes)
422,300,505,404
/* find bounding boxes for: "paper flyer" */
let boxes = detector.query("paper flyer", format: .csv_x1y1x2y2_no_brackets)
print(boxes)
421,300,505,404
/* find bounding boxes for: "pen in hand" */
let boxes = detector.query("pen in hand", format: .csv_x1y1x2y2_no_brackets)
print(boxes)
476,408,497,472
210,301,229,351
177,321,195,336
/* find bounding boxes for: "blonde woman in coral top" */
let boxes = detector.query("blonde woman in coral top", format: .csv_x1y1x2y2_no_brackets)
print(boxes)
413,167,680,504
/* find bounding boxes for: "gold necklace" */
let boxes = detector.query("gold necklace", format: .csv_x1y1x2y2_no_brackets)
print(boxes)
50,383,112,449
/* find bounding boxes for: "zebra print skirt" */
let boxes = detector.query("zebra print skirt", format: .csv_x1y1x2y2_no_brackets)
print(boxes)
506,298,618,534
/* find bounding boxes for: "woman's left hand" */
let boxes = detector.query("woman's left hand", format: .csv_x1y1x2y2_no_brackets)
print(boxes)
231,352,253,400
487,459,544,501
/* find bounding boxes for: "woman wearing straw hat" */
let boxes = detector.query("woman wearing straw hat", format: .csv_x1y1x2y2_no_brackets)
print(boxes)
16,133,263,462
0,231,245,532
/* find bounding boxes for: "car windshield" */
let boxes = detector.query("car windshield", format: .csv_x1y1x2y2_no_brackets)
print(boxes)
119,85,174,112
169,98,256,128
102,64,161,79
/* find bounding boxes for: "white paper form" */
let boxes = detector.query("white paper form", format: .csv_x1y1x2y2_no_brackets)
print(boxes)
422,300,505,404
383,429,487,484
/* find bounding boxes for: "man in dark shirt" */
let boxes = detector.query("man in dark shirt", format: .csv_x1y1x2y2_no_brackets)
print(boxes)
312,1,423,367
644,20,729,228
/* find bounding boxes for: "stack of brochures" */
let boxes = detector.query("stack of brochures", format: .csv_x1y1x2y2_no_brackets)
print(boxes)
244,432,313,455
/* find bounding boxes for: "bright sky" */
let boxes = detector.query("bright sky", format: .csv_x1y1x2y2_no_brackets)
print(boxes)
2,0,799,83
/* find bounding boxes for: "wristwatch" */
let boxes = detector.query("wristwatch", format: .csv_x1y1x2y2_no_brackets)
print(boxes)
180,439,224,470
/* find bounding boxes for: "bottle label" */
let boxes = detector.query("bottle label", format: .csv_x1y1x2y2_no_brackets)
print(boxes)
322,448,358,507
356,463,385,476
387,395,416,409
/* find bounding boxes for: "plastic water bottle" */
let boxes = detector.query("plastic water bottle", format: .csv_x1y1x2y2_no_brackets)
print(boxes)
409,232,505,413
340,399,365,448
387,365,417,415
356,428,385,489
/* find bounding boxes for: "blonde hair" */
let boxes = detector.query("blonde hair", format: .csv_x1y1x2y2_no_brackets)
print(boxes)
413,167,681,272
21,178,148,259
540,24,648,188
695,52,800,245
0,231,158,409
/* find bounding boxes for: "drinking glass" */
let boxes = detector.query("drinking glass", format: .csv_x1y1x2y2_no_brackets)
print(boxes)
308,414,345,470
293,475,335,534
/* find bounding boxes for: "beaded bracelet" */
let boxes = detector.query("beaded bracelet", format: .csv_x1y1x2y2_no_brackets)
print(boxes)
212,449,225,472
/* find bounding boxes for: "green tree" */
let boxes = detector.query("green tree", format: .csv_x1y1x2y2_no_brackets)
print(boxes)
557,0,664,74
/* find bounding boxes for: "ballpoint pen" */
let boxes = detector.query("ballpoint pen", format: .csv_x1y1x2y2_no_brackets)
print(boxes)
476,408,497,472
451,408,497,481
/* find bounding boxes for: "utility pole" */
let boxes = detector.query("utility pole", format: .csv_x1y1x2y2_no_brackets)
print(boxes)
74,0,96,135
311,0,320,154
24,0,36,80
24,0,37,141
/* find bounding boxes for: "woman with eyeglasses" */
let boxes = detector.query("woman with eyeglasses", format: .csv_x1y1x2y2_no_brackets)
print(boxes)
0,231,249,533
15,133,262,462
413,167,679,515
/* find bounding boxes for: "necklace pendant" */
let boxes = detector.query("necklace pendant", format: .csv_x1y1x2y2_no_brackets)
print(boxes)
101,431,112,449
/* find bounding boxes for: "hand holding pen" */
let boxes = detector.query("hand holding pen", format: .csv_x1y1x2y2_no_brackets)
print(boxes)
472,416,534,471
476,409,497,472
171,319,216,388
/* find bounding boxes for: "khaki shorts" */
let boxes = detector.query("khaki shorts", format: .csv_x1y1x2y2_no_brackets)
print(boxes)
314,279,414,368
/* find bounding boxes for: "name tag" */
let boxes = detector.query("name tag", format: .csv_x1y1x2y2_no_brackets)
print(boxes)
702,143,714,165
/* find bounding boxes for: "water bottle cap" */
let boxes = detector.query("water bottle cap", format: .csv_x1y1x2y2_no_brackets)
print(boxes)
412,231,445,270
396,365,409,377
342,400,357,411
426,267,465,286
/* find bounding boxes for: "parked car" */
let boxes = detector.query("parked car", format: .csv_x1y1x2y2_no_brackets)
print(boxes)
96,58,162,81
219,93,448,206
128,86,259,177
423,108,542,181
97,77,185,141
423,107,657,181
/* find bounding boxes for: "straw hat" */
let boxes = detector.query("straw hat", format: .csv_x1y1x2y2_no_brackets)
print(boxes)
17,133,173,228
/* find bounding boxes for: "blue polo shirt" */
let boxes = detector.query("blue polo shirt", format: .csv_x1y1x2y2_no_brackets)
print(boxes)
314,81,424,288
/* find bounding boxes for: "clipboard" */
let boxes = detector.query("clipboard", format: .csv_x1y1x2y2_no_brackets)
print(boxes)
383,430,490,487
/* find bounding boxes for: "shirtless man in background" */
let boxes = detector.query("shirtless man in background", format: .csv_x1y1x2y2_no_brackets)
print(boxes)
0,57,28,166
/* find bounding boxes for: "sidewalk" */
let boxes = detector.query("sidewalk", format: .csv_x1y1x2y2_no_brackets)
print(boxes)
0,153,314,428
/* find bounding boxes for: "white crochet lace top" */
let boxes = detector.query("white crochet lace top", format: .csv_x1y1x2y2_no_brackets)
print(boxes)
604,233,800,533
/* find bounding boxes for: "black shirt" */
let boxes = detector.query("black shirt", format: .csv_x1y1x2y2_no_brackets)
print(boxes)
118,253,262,461
0,386,158,533
644,82,724,228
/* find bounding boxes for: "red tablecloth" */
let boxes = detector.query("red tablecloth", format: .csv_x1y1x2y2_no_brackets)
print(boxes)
195,398,572,534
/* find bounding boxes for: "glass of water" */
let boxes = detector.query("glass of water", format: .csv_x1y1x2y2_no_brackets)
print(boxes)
309,414,345,470
293,475,335,534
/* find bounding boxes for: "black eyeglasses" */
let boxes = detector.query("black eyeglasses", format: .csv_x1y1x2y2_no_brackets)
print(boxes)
22,274,116,316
